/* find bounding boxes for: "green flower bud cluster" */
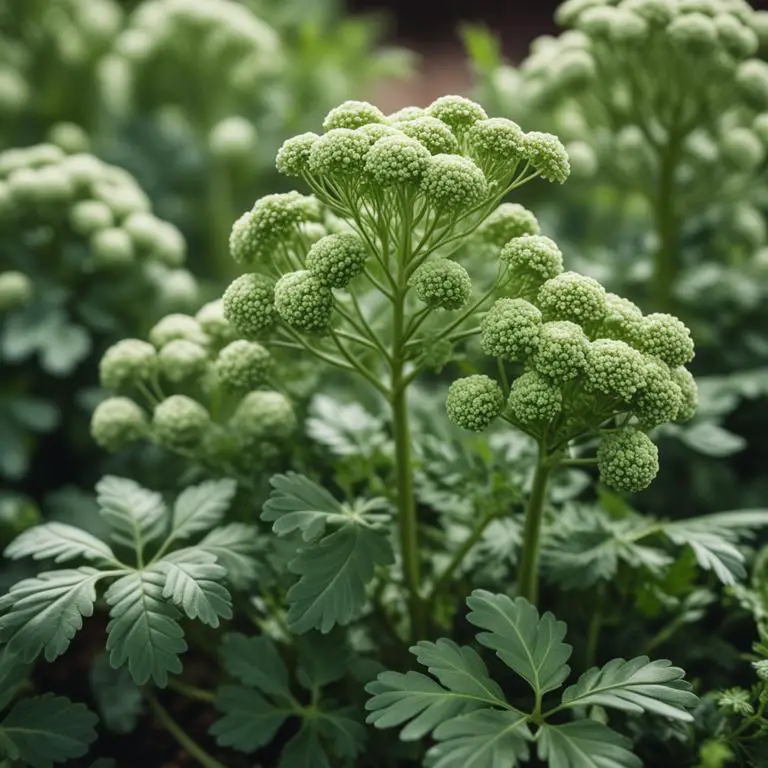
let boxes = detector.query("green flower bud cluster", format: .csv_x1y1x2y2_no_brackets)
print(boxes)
447,235,697,493
104,0,282,115
0,144,188,271
0,271,33,313
93,305,296,465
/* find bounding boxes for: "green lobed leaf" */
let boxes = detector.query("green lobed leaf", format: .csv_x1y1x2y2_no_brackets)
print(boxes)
0,567,104,663
210,685,288,753
0,647,31,712
170,479,237,541
89,653,143,734
536,721,642,768
315,706,366,759
197,523,261,589
4,522,118,566
262,472,346,541
296,632,350,691
560,656,698,721
156,549,232,628
279,724,331,768
286,522,393,633
220,633,290,698
425,709,531,768
0,693,97,768
466,590,572,696
104,569,186,687
96,476,167,555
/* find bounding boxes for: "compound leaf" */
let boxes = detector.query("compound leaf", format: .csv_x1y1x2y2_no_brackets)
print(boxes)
0,693,97,768
536,721,641,768
156,550,232,628
286,522,393,633
4,522,118,566
0,567,104,663
560,656,698,721
171,479,237,541
96,476,167,554
279,723,330,768
466,590,572,696
105,570,186,687
220,633,290,698
426,709,531,768
210,685,288,753
197,523,261,589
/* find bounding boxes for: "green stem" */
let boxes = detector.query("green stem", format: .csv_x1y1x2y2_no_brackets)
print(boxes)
167,679,217,703
148,696,226,768
517,445,553,605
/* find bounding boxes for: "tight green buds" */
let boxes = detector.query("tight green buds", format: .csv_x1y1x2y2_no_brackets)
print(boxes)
409,259,472,310
223,273,275,338
215,340,272,391
446,375,505,432
274,271,333,333
91,397,148,451
480,298,542,360
306,234,368,289
99,339,157,390
152,395,210,448
598,427,659,492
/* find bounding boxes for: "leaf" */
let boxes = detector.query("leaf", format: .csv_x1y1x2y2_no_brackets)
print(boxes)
96,476,167,554
197,523,261,589
316,706,366,759
536,721,642,768
306,395,388,458
262,472,346,542
105,570,186,687
465,590,572,696
171,479,237,540
0,693,97,768
296,632,350,691
365,639,512,742
286,522,393,633
425,709,531,768
0,568,104,662
156,550,232,628
0,647,31,711
210,685,288,753
679,422,746,457
560,656,698,721
39,323,91,376
4,522,118,565
220,633,290,698
279,724,330,768
89,653,143,734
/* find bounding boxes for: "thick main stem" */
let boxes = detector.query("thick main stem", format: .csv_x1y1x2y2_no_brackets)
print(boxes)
651,133,683,313
517,446,552,605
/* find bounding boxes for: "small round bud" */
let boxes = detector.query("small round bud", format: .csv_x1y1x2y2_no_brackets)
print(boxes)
736,59,768,110
231,390,296,445
522,132,571,184
409,259,472,310
532,320,589,381
158,339,209,383
634,358,683,427
276,132,319,176
608,9,649,42
576,7,615,37
397,117,459,155
34,166,75,204
323,100,385,131
152,395,210,448
148,313,208,349
501,235,564,286
26,144,66,167
551,50,597,91
308,128,371,177
364,135,432,187
476,204,540,247
598,428,659,492
60,153,104,188
753,113,768,145
222,273,276,338
555,0,607,26
714,14,759,58
48,122,90,154
585,338,648,401
357,123,402,145
70,200,114,235
93,181,151,219
91,227,135,267
537,271,607,326
387,106,425,122
306,233,368,289
123,213,185,266
507,371,563,425
209,116,258,161
274,270,333,333
427,95,487,136
7,168,43,204
100,339,157,390
468,118,525,169
637,313,695,367
620,0,675,26
229,193,302,266
195,299,236,345
156,268,198,309
0,271,33,312
721,127,765,170
91,397,147,451
446,375,505,432
215,340,272,391
481,298,542,360
666,13,718,53
731,204,767,247
600,293,644,344
420,154,488,212
670,366,698,422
